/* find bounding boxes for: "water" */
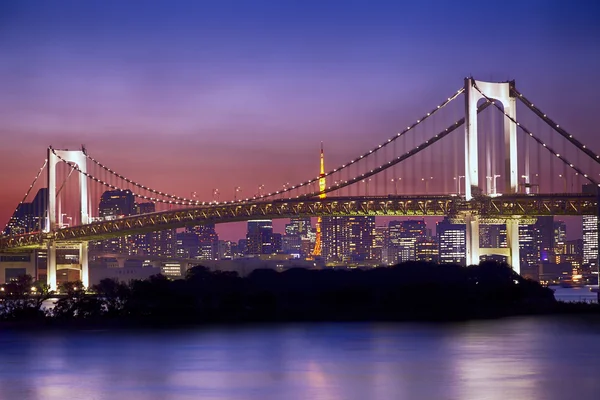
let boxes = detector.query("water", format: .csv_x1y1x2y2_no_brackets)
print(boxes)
1,317,599,400
551,285,598,303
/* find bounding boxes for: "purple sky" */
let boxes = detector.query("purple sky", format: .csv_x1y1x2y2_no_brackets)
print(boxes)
1,0,599,240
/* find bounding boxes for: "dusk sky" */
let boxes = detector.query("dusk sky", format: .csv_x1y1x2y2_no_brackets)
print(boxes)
1,0,600,239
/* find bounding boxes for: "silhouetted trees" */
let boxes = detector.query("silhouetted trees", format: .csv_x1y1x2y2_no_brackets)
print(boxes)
0,261,593,327
0,275,50,321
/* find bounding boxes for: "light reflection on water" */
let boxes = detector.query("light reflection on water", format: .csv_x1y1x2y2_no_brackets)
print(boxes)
0,317,599,400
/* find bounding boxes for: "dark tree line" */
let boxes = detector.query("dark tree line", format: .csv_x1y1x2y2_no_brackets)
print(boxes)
0,261,594,327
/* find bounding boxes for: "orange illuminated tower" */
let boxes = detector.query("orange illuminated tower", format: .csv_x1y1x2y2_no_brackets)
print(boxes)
312,142,326,257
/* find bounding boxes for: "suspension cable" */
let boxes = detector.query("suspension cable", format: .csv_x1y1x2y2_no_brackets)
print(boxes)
51,149,206,206
473,83,599,187
55,164,76,198
511,87,600,164
84,88,465,204
294,101,492,199
2,159,48,234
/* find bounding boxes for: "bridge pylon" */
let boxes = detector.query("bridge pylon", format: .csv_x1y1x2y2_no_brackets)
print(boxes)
464,78,518,200
47,147,90,290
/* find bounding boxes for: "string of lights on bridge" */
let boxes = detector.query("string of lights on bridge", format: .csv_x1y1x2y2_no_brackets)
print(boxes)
473,83,600,187
511,87,600,164
52,102,490,208
292,102,491,200
82,88,465,204
51,149,207,206
55,105,478,207
6,159,48,227
32,82,600,218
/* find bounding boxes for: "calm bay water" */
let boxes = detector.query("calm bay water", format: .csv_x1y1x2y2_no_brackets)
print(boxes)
1,317,599,400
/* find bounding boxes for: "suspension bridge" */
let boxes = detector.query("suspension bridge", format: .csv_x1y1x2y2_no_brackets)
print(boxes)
1,78,599,290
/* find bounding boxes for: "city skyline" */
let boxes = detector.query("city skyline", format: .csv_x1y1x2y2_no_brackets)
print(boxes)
2,1,600,240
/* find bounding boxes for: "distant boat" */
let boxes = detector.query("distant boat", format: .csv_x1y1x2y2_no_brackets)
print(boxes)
590,287,599,293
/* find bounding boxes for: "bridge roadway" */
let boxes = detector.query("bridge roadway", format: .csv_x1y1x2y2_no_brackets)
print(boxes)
1,193,597,251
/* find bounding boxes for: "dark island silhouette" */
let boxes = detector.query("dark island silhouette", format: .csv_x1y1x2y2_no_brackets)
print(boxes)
0,261,597,328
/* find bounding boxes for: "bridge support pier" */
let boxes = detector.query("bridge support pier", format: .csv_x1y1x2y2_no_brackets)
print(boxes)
506,218,521,275
465,213,480,266
47,242,57,291
46,241,89,291
80,242,89,288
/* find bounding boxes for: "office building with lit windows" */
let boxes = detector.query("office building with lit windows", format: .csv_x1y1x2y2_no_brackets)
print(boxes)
416,238,439,263
386,220,426,264
246,220,274,255
321,216,375,263
583,215,598,267
437,218,466,265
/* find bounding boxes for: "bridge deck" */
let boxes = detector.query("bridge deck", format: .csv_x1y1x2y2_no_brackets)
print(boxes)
1,194,597,251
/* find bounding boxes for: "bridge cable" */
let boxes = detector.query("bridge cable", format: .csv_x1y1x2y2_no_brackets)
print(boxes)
293,102,492,200
512,88,600,164
2,159,47,235
63,103,490,207
82,88,465,204
473,83,599,187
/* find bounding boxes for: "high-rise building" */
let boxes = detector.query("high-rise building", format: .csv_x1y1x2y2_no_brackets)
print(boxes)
176,232,200,259
535,216,554,263
437,218,466,265
287,218,312,236
96,190,137,254
272,233,283,254
282,234,302,256
416,238,439,263
479,224,506,248
553,220,567,255
386,220,426,264
99,189,136,219
148,229,176,257
321,216,375,263
187,224,219,261
3,188,48,235
519,223,538,269
246,220,273,255
217,240,233,260
582,184,599,267
583,215,598,267
127,202,157,256
235,239,247,258
371,226,388,263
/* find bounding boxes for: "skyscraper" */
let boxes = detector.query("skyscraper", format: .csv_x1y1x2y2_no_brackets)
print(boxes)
386,220,426,264
437,218,466,265
284,217,312,257
98,189,136,219
188,224,219,260
519,223,538,269
479,224,506,248
582,184,599,267
246,220,273,255
217,240,233,260
583,215,598,267
3,188,48,235
98,189,136,253
176,232,200,259
371,226,388,263
535,216,554,263
416,237,439,263
322,216,375,263
287,217,312,236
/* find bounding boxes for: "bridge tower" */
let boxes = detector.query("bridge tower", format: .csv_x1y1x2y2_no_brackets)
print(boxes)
463,79,521,272
312,142,326,257
46,147,90,290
